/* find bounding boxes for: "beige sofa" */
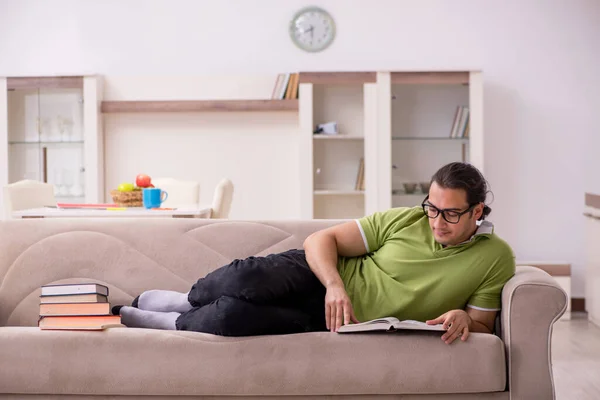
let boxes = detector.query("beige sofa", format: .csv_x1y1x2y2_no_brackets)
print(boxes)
0,218,567,399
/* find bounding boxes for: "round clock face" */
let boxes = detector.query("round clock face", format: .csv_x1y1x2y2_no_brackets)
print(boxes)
289,7,336,52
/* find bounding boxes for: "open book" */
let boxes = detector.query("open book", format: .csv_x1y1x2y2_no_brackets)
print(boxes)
337,317,446,333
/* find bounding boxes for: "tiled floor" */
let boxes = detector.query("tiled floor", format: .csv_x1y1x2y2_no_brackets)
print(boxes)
552,315,600,399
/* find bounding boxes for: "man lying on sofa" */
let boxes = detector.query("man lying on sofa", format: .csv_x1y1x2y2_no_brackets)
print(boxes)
114,162,515,345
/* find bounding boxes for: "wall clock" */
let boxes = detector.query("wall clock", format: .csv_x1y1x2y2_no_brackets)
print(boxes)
289,7,336,52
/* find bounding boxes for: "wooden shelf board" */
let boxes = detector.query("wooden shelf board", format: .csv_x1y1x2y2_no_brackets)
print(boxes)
313,135,364,140
9,141,84,145
299,72,376,85
585,193,600,209
314,190,365,196
391,72,469,85
101,99,299,113
7,76,83,90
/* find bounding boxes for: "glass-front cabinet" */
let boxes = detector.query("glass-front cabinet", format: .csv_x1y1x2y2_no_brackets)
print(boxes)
390,82,471,208
8,87,86,201
0,76,104,211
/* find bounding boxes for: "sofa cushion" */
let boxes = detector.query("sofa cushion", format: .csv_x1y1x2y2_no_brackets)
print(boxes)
0,327,506,396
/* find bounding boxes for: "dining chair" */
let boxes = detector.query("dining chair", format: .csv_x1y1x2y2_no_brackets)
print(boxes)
151,178,200,208
3,180,57,219
211,178,234,219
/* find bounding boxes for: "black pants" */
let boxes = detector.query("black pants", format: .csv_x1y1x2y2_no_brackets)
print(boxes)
175,249,327,336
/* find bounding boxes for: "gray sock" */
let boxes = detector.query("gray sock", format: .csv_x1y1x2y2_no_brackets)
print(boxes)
137,290,193,313
119,306,180,330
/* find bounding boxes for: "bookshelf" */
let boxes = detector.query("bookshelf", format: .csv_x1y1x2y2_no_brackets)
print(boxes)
382,71,483,211
298,72,378,219
300,71,483,218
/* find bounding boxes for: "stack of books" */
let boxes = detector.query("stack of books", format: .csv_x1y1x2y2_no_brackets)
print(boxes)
38,283,123,330
271,73,300,100
449,106,470,138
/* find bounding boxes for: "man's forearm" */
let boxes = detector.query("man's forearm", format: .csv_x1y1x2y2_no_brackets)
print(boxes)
304,233,343,289
468,318,492,334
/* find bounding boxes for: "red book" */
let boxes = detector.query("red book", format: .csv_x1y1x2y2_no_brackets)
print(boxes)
56,203,118,209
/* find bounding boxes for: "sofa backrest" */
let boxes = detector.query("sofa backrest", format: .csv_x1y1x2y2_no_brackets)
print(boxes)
0,218,344,327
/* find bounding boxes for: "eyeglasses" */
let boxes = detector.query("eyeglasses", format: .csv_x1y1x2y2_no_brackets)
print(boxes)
421,196,476,224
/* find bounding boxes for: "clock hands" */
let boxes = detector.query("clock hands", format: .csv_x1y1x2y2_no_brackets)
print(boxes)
299,25,314,36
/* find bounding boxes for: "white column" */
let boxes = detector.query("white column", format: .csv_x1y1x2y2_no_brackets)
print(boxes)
363,82,378,215
83,75,104,203
298,83,314,219
469,72,484,174
376,72,392,212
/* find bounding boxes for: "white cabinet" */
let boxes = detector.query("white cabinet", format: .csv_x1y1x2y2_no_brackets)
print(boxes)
299,73,378,219
0,76,104,214
377,71,484,211
299,71,484,219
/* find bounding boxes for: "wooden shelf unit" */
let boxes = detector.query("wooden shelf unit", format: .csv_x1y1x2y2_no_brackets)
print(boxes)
101,99,298,113
98,72,467,115
297,70,482,219
7,76,84,90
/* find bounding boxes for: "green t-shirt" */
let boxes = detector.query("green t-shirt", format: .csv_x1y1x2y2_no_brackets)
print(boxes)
338,206,515,323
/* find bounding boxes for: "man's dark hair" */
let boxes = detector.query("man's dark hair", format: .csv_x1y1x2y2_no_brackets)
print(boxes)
430,162,492,220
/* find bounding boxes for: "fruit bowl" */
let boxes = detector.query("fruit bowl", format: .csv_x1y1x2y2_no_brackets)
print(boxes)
110,188,143,207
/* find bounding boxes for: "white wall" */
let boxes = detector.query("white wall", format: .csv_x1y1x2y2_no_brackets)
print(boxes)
1,0,599,297
101,75,301,220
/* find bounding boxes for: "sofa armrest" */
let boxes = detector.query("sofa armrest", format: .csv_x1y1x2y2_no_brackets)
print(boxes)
500,266,568,400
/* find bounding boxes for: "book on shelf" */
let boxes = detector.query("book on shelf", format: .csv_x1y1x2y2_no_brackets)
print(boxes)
290,73,299,99
38,282,121,331
271,74,284,99
337,317,445,333
285,73,294,99
449,106,469,138
449,106,461,138
355,158,365,191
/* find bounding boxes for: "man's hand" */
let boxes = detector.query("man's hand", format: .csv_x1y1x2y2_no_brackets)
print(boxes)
325,284,359,332
426,309,472,345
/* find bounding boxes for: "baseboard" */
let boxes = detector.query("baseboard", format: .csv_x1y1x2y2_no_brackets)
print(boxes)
572,297,585,312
